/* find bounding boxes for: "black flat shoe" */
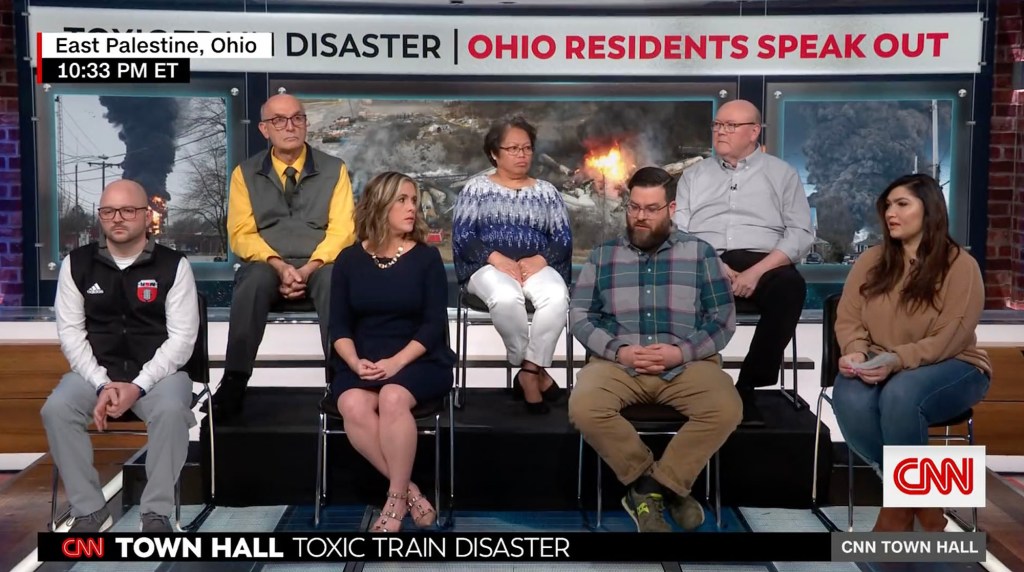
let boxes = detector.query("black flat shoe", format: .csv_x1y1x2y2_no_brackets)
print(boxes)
541,378,565,403
513,370,565,403
510,370,525,401
524,400,550,415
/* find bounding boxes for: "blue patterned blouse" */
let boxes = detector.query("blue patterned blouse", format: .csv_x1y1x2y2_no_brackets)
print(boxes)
452,175,573,285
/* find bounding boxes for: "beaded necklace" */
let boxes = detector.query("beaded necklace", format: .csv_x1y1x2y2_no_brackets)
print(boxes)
369,244,406,270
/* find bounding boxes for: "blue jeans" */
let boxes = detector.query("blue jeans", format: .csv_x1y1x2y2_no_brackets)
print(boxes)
833,359,990,476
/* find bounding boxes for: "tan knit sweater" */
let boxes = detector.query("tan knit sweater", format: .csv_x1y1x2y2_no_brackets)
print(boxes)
835,245,991,376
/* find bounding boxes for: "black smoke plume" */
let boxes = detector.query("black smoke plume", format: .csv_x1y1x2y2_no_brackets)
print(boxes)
99,96,179,201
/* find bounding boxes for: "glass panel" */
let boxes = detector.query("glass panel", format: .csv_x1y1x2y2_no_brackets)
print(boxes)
34,80,247,281
766,81,973,308
784,99,955,264
52,94,229,257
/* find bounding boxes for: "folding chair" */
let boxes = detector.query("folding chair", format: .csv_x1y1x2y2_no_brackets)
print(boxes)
811,292,978,532
577,404,722,530
454,288,574,408
49,293,214,532
313,365,456,529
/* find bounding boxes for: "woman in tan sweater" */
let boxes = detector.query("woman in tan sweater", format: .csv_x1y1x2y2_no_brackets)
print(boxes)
833,173,991,533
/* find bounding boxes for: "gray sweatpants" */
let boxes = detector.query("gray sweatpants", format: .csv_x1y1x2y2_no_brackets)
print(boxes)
41,371,196,518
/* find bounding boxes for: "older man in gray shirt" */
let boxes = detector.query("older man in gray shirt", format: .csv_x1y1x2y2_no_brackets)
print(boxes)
674,99,812,427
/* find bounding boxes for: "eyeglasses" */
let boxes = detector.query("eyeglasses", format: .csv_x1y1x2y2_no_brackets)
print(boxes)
97,206,148,221
261,114,308,129
712,121,757,134
498,145,534,156
626,203,671,217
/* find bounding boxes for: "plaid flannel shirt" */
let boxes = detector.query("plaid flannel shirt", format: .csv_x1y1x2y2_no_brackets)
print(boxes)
569,229,736,380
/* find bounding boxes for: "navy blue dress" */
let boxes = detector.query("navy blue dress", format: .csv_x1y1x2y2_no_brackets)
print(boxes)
329,243,455,403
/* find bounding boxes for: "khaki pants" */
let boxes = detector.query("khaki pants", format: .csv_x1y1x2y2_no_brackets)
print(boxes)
568,357,742,497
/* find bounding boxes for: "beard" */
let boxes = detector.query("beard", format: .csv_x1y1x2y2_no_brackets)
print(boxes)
627,217,672,251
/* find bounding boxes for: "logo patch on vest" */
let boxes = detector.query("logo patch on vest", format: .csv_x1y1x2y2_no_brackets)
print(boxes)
137,279,158,303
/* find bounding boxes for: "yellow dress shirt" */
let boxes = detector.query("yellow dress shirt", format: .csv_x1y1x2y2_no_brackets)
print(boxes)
227,145,355,264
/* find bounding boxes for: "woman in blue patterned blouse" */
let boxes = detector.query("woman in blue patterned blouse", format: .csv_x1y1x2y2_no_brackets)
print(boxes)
453,116,573,415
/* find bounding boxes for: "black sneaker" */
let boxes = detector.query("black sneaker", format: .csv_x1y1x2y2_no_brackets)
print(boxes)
621,488,672,532
69,507,112,533
737,388,765,427
140,512,174,533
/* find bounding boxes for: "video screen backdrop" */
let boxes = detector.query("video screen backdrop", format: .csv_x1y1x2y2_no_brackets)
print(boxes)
52,93,230,263
779,99,955,265
295,97,715,263
39,83,971,308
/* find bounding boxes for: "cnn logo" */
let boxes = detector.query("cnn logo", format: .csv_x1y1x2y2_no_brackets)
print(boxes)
62,537,104,559
882,445,986,508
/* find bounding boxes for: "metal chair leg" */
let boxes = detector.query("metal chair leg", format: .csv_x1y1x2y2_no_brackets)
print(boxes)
175,480,181,529
446,393,456,529
847,446,855,532
704,460,711,505
565,321,574,392
313,410,326,528
180,388,216,532
969,417,976,532
434,412,441,529
811,391,823,507
791,336,801,409
50,464,61,532
714,452,722,529
206,388,217,503
577,435,591,529
778,338,801,409
458,306,469,409
595,452,603,529
454,298,462,393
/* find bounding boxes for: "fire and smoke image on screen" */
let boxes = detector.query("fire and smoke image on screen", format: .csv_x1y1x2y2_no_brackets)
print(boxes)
53,94,228,261
780,99,954,264
297,98,715,262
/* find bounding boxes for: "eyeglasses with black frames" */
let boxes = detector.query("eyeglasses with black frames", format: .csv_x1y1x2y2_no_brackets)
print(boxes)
261,114,309,129
97,206,148,221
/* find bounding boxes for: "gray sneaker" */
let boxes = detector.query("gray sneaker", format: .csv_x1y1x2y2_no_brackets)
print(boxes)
69,507,112,533
140,512,174,533
668,494,706,531
621,488,672,532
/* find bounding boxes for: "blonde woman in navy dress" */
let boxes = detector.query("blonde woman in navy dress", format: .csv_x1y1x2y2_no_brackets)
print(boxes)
329,171,455,532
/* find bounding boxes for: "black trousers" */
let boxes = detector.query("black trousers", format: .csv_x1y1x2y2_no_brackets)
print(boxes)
224,261,332,376
720,250,806,391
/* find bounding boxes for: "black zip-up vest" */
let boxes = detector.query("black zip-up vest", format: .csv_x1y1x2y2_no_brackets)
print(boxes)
69,240,183,382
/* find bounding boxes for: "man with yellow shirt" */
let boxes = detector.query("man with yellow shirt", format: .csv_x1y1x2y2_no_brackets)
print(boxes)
215,94,355,419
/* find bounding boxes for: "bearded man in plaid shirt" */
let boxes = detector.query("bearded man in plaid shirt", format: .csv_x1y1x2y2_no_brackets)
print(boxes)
568,166,741,533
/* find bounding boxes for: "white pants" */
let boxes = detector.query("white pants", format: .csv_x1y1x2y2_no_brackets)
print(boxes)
467,265,569,367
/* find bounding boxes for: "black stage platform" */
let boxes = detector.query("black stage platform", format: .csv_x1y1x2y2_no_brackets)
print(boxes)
125,387,836,511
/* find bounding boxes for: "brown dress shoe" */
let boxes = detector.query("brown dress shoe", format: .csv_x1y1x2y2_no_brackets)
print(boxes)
872,507,915,532
915,507,948,532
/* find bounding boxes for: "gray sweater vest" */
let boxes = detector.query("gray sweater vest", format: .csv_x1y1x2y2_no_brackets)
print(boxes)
239,144,344,260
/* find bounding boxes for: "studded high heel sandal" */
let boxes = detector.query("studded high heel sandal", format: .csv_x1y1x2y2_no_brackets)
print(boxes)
407,487,437,529
370,490,408,532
